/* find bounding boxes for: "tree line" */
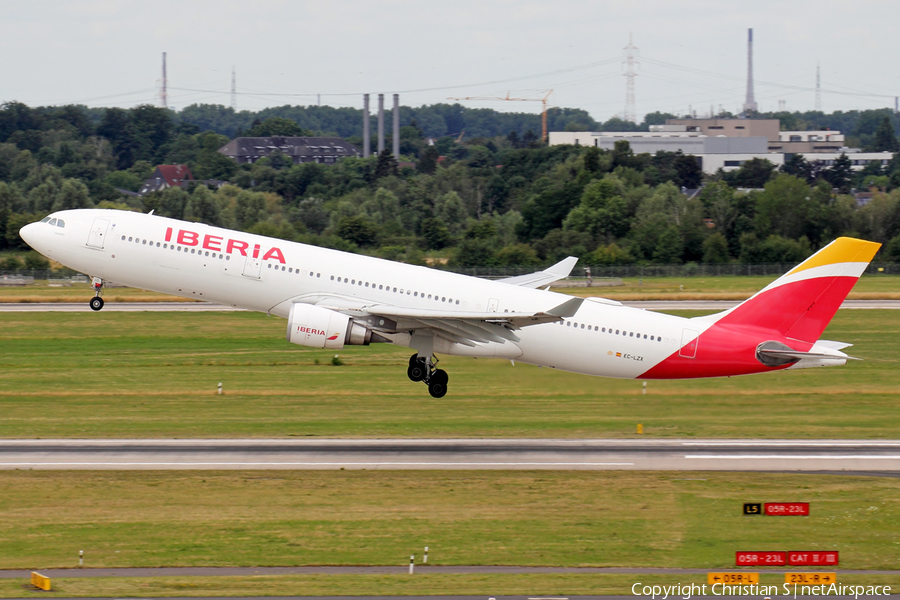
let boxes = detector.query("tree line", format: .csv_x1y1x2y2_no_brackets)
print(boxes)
2,100,900,272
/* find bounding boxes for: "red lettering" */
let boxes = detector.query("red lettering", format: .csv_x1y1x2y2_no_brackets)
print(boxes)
177,230,199,246
252,244,260,259
165,227,172,242
203,235,223,252
226,239,249,256
262,247,286,264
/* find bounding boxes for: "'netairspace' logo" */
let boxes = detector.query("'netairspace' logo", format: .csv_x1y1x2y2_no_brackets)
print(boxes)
630,582,892,599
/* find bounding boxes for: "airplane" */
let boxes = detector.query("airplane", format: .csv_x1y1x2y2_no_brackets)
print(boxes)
19,208,881,398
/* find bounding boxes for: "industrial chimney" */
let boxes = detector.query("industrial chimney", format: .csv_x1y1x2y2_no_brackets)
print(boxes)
392,94,400,159
377,94,385,153
742,28,758,114
363,94,371,158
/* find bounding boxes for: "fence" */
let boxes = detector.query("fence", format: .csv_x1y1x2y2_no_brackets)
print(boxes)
439,263,898,279
0,264,896,285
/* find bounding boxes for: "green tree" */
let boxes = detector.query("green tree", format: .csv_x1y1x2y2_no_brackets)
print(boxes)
337,215,378,247
732,158,776,188
244,117,310,137
702,232,730,264
183,185,221,226
417,145,439,175
494,243,539,266
653,226,684,263
872,116,899,152
452,237,496,267
824,153,853,193
755,174,815,241
53,179,93,211
374,148,398,179
562,178,629,242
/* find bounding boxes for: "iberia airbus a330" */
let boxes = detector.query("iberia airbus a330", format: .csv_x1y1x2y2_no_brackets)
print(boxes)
20,209,880,398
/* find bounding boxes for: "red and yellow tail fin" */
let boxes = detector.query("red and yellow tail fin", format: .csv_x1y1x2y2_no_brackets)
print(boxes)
715,237,880,343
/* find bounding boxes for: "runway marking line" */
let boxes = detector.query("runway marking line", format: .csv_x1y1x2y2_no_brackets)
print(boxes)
685,455,900,460
0,461,635,466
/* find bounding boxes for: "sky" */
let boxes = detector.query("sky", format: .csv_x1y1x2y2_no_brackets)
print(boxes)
1,0,899,122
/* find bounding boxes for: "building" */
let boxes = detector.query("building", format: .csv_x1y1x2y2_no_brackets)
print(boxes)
664,118,780,142
137,165,195,196
218,136,361,165
548,131,772,174
549,118,890,176
770,131,846,154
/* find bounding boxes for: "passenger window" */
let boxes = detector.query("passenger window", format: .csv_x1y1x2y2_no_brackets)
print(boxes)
616,330,620,335
455,300,460,305
122,236,127,240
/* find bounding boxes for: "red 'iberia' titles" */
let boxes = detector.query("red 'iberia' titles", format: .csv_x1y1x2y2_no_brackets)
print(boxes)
165,227,286,263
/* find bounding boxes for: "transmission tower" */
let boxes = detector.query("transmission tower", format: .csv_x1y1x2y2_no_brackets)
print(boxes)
622,33,639,123
815,62,822,112
742,29,757,114
158,52,168,109
231,66,237,111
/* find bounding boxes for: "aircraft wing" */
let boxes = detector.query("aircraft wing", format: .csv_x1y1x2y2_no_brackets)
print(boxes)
323,297,583,347
496,256,578,289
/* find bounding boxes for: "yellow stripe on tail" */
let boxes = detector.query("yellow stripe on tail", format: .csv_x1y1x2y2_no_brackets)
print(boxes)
788,237,881,276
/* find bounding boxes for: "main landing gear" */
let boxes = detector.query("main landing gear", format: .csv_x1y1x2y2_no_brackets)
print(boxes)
408,353,448,398
89,277,104,311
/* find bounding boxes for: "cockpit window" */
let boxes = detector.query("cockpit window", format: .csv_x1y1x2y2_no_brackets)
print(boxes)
49,218,57,226
56,219,65,228
40,217,51,223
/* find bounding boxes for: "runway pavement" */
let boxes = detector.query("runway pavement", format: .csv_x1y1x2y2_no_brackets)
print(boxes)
0,439,897,472
0,299,899,312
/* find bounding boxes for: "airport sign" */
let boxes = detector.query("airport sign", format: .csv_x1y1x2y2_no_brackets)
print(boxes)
788,551,839,566
786,573,837,584
765,502,810,516
708,572,760,585
736,551,787,566
743,503,762,515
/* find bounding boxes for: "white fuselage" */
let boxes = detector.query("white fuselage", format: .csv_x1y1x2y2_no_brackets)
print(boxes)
21,209,704,379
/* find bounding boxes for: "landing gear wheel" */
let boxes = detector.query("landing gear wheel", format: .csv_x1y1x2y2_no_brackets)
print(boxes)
408,354,420,368
428,371,448,399
407,359,428,382
89,296,104,311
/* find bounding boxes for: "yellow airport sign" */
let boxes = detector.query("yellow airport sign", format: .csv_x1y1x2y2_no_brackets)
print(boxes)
786,573,837,585
708,572,759,585
30,571,51,591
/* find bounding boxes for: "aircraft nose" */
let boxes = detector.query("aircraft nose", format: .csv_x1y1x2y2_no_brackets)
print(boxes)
19,222,39,249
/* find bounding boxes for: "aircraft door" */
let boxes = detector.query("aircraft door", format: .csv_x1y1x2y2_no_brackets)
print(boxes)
487,298,499,312
86,218,110,249
242,256,262,279
679,328,699,359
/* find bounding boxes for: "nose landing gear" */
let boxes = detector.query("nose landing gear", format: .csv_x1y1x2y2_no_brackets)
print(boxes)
408,353,449,398
89,277,104,311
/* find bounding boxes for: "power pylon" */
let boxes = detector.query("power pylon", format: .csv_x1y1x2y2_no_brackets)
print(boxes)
622,33,639,123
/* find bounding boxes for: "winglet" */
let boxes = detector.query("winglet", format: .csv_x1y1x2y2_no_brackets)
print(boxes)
546,297,583,318
496,256,579,289
546,256,579,277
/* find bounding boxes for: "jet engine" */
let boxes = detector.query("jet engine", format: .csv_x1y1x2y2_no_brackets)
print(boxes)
286,303,386,349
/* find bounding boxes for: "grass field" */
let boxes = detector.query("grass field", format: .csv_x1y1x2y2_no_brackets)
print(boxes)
0,309,898,438
1,273,900,303
0,470,897,572
1,573,896,598
556,274,900,300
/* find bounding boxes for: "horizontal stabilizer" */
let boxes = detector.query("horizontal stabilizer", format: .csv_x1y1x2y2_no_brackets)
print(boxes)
497,256,578,289
758,348,858,361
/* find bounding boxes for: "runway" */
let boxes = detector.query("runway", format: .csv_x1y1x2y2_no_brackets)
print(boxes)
0,299,898,312
0,439,897,472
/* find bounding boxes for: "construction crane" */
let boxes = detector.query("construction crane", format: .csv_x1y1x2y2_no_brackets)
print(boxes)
447,90,553,142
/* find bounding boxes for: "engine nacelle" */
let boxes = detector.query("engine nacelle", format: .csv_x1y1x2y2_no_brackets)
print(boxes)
286,303,379,349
